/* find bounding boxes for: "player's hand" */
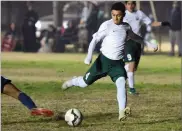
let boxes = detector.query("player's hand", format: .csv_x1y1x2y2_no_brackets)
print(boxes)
84,57,92,65
144,40,158,52
161,21,171,27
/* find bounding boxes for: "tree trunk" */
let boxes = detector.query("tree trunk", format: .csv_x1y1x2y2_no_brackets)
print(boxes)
53,1,65,27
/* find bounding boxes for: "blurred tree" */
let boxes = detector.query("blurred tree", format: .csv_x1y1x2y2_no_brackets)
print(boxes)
2,1,12,30
53,1,66,27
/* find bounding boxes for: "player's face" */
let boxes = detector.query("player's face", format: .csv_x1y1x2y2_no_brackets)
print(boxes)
111,10,124,25
125,2,136,12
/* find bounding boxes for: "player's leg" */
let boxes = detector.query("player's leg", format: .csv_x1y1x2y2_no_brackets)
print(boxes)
127,44,142,94
176,31,182,56
124,40,138,95
125,62,138,94
1,76,53,117
3,83,37,109
108,60,130,121
62,76,88,90
1,76,36,109
62,54,107,90
169,30,176,56
115,77,130,121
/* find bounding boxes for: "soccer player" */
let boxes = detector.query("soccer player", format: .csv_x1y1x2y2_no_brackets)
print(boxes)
62,2,157,121
1,76,54,117
123,1,171,95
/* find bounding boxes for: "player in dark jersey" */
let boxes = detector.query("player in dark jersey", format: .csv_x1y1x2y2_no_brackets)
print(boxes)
1,76,54,117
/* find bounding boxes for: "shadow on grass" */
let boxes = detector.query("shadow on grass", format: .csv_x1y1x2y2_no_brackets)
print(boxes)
136,117,182,125
83,113,182,127
84,112,118,120
2,112,117,126
2,111,181,128
2,112,65,125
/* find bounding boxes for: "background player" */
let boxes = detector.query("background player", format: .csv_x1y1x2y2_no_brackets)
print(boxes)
123,1,171,95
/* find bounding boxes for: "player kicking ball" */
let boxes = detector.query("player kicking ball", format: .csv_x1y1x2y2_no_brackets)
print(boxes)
123,1,171,95
1,76,54,117
62,2,158,121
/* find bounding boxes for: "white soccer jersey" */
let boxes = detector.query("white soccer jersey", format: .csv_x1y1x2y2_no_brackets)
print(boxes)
123,10,152,36
89,19,131,60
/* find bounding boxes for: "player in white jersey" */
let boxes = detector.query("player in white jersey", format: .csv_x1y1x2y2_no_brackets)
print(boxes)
62,2,157,121
123,1,171,95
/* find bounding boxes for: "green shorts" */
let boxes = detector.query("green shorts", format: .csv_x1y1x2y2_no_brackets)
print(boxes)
124,39,142,69
83,54,127,85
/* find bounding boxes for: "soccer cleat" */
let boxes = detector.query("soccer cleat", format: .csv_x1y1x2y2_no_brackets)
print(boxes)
129,88,139,95
62,76,76,90
31,108,54,117
119,107,131,121
62,80,74,90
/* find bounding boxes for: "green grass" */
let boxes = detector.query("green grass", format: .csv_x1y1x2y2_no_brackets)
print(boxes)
2,60,180,74
1,52,182,131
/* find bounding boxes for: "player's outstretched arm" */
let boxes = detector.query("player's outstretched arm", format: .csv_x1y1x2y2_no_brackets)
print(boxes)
151,21,171,27
127,30,158,52
140,10,171,28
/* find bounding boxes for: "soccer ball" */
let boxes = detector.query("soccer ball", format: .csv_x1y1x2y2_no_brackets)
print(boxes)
64,108,83,127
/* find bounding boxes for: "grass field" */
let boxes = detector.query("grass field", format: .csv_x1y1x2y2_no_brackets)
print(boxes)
1,52,181,131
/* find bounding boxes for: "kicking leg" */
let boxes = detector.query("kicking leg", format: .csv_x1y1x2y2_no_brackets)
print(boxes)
62,76,88,90
3,83,37,110
3,82,53,117
62,54,107,90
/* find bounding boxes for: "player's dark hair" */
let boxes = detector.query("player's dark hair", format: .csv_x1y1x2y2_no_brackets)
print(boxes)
111,2,126,14
125,1,136,5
